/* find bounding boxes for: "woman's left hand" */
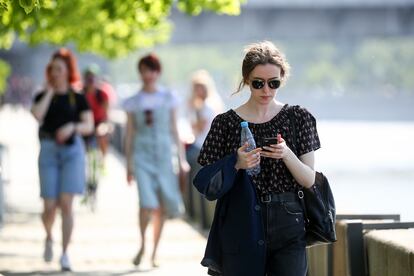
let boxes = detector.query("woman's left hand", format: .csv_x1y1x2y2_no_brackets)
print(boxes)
261,134,291,160
55,122,75,144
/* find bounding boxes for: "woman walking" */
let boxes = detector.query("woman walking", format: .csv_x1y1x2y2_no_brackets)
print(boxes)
31,48,94,271
194,41,321,276
123,53,188,267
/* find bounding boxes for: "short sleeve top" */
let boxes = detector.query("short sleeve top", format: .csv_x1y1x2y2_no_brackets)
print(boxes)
122,88,179,113
197,104,321,195
188,104,217,148
33,89,90,135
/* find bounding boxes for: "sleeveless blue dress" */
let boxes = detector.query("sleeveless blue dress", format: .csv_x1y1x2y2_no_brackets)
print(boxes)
123,89,184,217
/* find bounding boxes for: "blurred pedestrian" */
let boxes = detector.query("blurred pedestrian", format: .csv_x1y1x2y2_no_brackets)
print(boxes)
185,70,223,219
100,76,117,107
188,69,224,152
31,48,94,271
82,64,110,158
194,41,321,275
123,53,188,267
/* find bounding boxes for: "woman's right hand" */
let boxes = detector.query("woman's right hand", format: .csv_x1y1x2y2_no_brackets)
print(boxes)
235,142,262,170
31,84,55,122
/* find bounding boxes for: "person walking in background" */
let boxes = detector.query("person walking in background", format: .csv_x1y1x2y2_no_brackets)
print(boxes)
82,65,110,159
194,41,321,275
185,70,224,220
123,53,189,268
31,48,94,271
188,69,224,153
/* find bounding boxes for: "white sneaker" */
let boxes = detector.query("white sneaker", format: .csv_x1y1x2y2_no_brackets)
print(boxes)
43,239,53,262
60,253,71,271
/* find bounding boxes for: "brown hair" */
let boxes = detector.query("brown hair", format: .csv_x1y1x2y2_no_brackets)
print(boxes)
137,53,162,73
235,41,290,93
46,48,80,86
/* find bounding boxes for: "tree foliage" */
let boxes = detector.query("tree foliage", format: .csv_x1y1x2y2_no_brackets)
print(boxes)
0,58,10,95
0,0,242,102
0,0,243,58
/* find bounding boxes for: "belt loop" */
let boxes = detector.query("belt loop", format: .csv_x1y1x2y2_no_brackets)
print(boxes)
261,194,271,203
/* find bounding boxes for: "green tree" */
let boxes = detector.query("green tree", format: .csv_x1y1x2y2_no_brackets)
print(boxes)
0,0,243,103
0,58,10,95
0,0,243,58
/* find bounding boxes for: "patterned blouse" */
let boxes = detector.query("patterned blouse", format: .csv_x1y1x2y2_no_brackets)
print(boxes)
197,104,321,196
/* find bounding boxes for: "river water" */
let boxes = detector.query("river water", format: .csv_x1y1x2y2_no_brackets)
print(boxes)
317,120,414,221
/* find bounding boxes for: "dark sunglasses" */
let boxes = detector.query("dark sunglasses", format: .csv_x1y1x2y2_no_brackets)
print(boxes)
144,109,153,126
251,79,281,90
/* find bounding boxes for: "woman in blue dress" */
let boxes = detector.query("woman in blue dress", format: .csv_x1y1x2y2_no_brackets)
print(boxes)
123,53,188,267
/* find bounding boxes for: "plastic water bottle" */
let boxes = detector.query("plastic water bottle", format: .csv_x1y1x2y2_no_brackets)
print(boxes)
240,121,260,176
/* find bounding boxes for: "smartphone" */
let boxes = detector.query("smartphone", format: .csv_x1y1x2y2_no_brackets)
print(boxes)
262,137,278,148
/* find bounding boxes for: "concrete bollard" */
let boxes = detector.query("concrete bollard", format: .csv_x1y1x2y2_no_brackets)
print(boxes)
307,220,351,276
332,221,351,276
307,244,329,276
365,229,414,276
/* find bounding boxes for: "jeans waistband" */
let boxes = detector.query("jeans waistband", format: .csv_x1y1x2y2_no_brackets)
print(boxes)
260,192,298,204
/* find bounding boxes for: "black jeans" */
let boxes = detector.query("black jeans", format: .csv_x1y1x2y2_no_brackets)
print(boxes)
261,193,307,276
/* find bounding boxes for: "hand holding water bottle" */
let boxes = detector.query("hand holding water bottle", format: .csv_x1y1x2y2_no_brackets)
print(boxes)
235,142,262,171
238,121,262,175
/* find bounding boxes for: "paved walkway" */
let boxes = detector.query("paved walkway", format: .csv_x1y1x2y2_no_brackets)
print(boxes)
0,106,207,275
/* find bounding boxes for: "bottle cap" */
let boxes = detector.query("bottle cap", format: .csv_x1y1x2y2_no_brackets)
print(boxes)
240,121,248,128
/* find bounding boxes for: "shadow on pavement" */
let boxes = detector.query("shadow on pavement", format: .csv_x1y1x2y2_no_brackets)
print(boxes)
0,268,155,275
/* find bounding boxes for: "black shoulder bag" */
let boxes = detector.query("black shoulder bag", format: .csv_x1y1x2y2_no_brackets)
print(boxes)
288,106,337,247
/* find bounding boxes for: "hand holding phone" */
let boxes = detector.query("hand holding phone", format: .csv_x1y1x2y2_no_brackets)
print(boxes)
261,134,287,159
262,137,278,149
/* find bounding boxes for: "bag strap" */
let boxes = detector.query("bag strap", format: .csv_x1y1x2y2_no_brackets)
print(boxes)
287,105,310,224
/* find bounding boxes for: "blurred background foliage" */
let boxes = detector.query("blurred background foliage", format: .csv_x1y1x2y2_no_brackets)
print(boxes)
0,0,242,57
0,0,243,95
0,59,10,95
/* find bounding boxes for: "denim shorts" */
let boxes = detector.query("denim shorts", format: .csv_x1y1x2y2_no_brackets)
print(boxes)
134,167,184,218
38,135,85,199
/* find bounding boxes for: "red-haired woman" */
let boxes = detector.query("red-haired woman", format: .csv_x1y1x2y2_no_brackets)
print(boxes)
31,48,94,271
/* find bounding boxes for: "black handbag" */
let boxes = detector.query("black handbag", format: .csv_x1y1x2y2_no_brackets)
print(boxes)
288,106,337,247
298,172,337,246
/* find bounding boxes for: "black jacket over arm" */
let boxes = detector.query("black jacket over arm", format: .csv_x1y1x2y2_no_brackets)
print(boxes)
193,153,266,276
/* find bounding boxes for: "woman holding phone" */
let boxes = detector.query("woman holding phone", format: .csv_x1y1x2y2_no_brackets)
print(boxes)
31,48,93,271
193,41,321,275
